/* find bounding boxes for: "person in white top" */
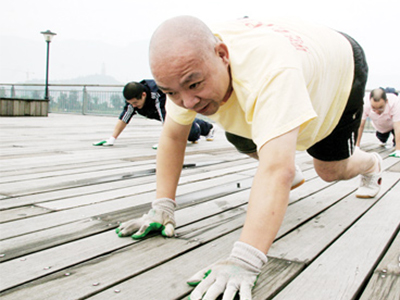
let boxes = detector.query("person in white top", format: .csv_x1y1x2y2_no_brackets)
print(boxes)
356,87,400,158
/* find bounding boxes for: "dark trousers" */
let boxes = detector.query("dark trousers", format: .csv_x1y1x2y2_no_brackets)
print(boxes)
376,130,396,146
188,118,213,142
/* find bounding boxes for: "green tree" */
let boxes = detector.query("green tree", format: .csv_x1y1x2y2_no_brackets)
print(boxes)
111,93,124,110
31,90,41,99
57,92,68,111
68,90,81,111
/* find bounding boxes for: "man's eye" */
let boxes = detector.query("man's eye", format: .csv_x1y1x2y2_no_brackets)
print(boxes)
189,82,201,89
167,92,179,99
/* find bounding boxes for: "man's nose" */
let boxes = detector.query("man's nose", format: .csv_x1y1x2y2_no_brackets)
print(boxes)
182,92,200,109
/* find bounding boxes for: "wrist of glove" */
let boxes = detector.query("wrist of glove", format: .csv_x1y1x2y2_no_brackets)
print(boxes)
389,150,400,158
187,241,268,300
116,198,176,239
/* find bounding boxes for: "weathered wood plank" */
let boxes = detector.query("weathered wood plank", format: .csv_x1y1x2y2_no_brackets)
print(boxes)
1,114,399,300
0,206,52,223
268,172,400,263
0,167,350,294
272,181,400,300
39,173,250,211
0,157,256,210
359,231,400,300
0,165,385,299
0,163,157,196
0,206,248,295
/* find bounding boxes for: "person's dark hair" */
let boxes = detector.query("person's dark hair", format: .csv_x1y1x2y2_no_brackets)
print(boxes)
370,88,387,102
123,82,145,100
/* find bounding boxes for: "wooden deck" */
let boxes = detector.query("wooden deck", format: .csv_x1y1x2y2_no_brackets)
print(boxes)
0,113,399,300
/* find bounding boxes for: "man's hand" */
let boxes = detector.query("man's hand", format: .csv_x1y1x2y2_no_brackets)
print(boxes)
187,241,267,300
116,198,176,239
389,150,400,158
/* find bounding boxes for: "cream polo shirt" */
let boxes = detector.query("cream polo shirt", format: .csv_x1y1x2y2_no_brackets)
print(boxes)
166,18,354,151
362,93,400,133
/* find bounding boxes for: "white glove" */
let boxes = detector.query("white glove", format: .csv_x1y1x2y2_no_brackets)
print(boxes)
92,136,115,146
187,241,268,300
116,198,176,239
389,150,400,158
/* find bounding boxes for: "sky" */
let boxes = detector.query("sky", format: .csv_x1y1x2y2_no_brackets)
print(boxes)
1,0,399,89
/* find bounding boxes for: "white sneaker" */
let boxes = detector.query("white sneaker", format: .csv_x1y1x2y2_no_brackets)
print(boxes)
93,140,110,146
356,152,383,198
93,137,114,146
291,165,305,190
205,125,215,141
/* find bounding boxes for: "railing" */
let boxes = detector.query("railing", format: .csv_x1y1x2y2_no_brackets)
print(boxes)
0,83,375,131
0,83,125,116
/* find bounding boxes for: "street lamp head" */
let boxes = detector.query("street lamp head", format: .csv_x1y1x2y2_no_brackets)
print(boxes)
40,30,57,42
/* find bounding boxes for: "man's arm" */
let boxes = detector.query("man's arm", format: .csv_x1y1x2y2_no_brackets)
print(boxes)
115,115,191,238
111,119,128,139
187,127,299,299
156,115,192,199
239,127,299,253
356,119,366,147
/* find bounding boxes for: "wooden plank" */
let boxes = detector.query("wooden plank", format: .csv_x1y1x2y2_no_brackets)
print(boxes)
0,176,156,210
0,206,52,223
39,173,251,211
0,188,250,262
0,161,143,184
0,163,157,196
272,181,400,300
0,114,399,300
82,232,252,300
268,172,400,263
0,167,343,293
0,164,254,222
0,166,379,298
0,206,247,295
359,231,400,300
0,157,391,262
0,158,255,210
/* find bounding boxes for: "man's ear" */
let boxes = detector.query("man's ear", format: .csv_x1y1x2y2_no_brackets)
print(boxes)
215,42,229,64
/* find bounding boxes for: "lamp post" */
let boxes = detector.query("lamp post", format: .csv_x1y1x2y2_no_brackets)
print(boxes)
40,30,56,100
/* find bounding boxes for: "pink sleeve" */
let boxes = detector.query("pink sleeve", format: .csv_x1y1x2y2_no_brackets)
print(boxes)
391,96,400,122
362,104,369,120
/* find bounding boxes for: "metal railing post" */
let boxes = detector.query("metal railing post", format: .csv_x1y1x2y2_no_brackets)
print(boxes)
82,86,87,115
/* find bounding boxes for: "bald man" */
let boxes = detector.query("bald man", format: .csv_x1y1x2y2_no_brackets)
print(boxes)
116,16,383,299
356,88,400,157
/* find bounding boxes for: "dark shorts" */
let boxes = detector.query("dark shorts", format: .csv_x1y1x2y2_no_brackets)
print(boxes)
307,32,368,161
225,32,368,162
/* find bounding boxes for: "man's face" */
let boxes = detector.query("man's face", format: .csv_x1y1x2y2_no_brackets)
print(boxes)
151,44,231,116
126,92,146,109
370,98,386,115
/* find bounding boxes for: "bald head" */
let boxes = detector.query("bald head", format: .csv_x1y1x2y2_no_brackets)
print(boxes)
149,16,218,71
370,88,387,102
148,16,232,115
